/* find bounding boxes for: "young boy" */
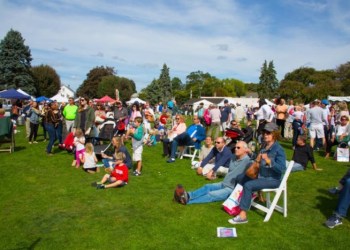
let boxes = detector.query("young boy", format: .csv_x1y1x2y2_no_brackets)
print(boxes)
127,116,144,176
92,152,129,189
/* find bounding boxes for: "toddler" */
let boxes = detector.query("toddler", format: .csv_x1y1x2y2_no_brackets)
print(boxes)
72,128,85,168
80,143,100,173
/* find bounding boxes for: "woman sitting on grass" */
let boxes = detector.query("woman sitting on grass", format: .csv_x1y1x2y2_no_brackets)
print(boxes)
101,136,132,169
80,143,99,174
92,152,129,189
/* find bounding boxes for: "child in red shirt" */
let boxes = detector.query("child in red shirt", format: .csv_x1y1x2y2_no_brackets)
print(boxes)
93,152,129,189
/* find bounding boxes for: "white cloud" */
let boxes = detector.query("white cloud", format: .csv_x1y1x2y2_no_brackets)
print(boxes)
0,0,349,93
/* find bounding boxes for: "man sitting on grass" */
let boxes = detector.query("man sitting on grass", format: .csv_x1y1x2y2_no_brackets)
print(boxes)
173,141,251,205
195,136,233,180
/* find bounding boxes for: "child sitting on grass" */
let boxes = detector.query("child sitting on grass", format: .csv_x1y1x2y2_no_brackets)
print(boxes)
92,152,129,189
125,116,144,176
80,143,100,174
72,128,85,168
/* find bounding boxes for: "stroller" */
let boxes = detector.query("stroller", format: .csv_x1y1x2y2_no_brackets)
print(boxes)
92,120,117,156
225,126,255,153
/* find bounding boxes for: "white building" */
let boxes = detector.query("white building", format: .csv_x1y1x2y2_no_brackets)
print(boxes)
51,84,75,102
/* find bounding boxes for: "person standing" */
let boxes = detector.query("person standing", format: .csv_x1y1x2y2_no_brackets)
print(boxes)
220,100,232,133
306,100,327,149
275,98,288,138
28,101,40,144
63,97,78,133
73,97,95,137
45,102,60,155
207,104,221,140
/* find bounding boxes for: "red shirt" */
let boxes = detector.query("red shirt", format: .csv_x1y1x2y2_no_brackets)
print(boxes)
110,164,129,182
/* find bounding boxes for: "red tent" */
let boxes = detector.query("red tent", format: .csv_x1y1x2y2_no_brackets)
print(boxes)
95,95,115,103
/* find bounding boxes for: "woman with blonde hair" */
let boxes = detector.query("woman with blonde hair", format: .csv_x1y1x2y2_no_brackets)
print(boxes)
162,114,187,157
101,136,132,169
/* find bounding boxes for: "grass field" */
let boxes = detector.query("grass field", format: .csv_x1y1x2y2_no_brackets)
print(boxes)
0,125,349,249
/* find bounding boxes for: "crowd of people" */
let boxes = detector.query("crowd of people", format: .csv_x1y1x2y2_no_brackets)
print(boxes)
1,95,350,229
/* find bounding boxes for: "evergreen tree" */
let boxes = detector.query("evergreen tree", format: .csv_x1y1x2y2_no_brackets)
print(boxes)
31,64,61,97
139,79,162,104
76,66,115,98
0,29,36,94
257,60,279,98
158,64,172,102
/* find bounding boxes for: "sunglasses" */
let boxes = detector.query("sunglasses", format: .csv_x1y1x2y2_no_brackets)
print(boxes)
215,141,222,144
175,117,180,120
234,146,241,149
263,131,272,135
231,123,237,126
80,99,85,102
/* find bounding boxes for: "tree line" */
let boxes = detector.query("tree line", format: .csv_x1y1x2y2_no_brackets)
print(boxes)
1,29,350,104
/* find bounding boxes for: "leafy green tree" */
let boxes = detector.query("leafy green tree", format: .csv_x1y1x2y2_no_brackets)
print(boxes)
158,64,172,102
185,71,212,98
0,29,36,94
277,80,306,103
31,64,61,97
245,83,258,92
171,77,184,92
336,62,350,95
283,67,317,86
97,75,136,102
222,78,246,97
76,66,115,98
257,60,279,98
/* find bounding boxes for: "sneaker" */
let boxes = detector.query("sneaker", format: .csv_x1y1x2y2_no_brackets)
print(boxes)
33,141,38,144
167,158,175,163
71,160,76,167
173,184,189,205
29,141,32,144
228,215,248,225
328,187,340,195
325,214,342,228
133,170,141,176
91,182,101,187
96,184,105,189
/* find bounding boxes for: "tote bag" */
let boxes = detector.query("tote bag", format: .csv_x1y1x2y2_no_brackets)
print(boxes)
222,184,243,216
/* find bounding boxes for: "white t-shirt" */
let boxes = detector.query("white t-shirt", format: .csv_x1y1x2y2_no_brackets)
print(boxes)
83,152,96,169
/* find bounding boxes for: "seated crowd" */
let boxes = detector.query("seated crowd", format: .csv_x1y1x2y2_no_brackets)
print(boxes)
3,96,350,229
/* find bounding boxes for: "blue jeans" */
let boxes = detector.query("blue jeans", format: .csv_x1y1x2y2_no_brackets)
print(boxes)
238,174,281,211
56,121,63,144
170,133,194,159
46,123,56,153
187,182,232,204
291,162,305,172
335,178,350,217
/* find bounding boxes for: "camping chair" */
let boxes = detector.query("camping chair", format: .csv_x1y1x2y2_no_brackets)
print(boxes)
251,160,294,222
0,117,15,153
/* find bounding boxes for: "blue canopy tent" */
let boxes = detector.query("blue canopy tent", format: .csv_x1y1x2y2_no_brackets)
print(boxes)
36,96,51,102
0,88,31,100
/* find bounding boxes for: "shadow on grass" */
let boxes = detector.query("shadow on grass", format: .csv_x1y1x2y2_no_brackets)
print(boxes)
315,189,338,218
9,237,41,250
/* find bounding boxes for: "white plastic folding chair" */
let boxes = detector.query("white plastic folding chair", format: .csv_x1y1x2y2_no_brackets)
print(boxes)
251,160,294,222
179,145,199,161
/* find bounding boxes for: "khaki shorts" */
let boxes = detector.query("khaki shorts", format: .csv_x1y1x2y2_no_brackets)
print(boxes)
133,146,143,161
309,123,324,139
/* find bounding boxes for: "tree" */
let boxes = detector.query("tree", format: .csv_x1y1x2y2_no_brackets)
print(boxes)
222,78,246,97
0,29,36,94
277,80,306,103
76,66,115,98
185,71,213,98
257,60,279,98
97,75,136,101
158,64,172,102
335,62,350,95
283,67,317,86
31,64,61,97
139,79,162,104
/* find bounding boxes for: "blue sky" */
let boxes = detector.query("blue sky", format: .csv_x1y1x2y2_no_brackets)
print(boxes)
1,0,349,92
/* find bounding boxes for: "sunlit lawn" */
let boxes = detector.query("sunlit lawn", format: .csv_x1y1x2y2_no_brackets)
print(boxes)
0,125,349,249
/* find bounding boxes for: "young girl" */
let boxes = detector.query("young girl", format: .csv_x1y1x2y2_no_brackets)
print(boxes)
93,152,129,189
72,128,85,168
80,143,99,174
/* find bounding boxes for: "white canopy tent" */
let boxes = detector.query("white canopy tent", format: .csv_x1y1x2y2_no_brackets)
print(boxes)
328,96,350,102
51,93,69,103
126,97,146,105
192,99,214,112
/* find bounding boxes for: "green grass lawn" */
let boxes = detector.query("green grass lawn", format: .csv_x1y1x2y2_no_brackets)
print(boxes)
0,125,349,249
